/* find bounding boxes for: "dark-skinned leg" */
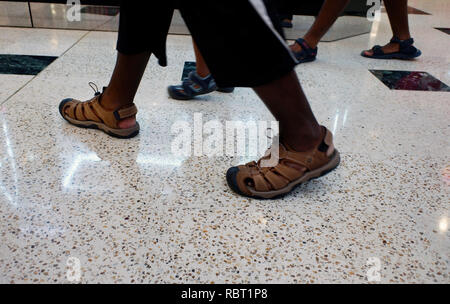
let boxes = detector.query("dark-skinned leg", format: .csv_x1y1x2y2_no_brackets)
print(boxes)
100,51,151,129
385,0,411,39
364,0,411,56
291,0,350,52
226,70,332,197
193,40,211,78
253,70,322,153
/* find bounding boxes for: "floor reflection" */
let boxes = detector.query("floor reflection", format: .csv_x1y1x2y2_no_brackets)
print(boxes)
370,70,450,92
0,54,57,75
0,117,18,207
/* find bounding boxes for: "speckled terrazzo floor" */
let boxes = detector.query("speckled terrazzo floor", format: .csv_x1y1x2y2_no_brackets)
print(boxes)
0,0,449,284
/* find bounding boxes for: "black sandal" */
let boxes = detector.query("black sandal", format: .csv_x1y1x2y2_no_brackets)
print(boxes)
361,37,422,60
293,38,318,64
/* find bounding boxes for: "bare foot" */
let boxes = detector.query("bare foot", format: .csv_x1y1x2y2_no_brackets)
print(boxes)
289,38,317,53
290,41,303,53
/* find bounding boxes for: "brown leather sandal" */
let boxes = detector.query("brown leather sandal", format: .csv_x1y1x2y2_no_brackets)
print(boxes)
226,127,340,199
59,83,140,139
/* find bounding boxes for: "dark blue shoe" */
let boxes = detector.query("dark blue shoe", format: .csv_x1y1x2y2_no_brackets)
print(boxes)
168,71,234,100
293,38,318,64
217,87,235,93
168,71,217,100
361,37,422,60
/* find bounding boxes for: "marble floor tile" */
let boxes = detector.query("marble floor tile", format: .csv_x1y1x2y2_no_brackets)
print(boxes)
0,27,87,57
0,74,33,103
0,0,448,284
0,1,31,27
369,70,450,92
0,54,57,76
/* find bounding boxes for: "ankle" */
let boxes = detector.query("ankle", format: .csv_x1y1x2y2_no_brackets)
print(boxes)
281,125,323,152
196,69,211,78
303,34,319,49
101,90,132,111
395,34,411,41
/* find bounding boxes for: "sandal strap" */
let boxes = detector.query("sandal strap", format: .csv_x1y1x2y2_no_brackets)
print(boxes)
90,97,114,126
91,98,138,128
181,72,216,96
390,36,414,49
295,38,318,58
75,102,86,121
114,104,138,121
273,163,304,181
250,127,335,191
251,149,317,192
82,98,103,123
181,73,202,97
283,149,329,171
390,36,419,55
253,174,271,192
188,72,212,89
264,170,289,190
371,45,384,55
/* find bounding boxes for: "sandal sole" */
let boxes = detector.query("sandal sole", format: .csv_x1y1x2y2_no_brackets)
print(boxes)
361,50,422,60
227,150,341,200
167,86,217,100
295,57,317,65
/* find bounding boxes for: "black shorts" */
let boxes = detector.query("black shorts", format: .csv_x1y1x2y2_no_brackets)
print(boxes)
117,1,297,88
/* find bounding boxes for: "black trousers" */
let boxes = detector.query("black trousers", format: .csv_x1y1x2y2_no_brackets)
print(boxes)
116,1,297,88
277,0,326,18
